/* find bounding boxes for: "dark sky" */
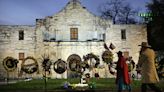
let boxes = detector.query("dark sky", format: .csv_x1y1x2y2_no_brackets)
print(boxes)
0,0,150,25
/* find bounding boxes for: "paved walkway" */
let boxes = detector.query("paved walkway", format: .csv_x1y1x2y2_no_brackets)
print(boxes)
0,78,32,85
0,81,17,85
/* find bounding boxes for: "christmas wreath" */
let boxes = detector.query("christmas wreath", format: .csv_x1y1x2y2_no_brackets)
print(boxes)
83,53,100,68
102,50,113,64
124,57,135,72
21,56,38,74
54,59,67,74
3,57,19,72
41,54,52,74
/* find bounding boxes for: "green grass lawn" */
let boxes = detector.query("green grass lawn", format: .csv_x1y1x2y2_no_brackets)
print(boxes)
0,78,163,91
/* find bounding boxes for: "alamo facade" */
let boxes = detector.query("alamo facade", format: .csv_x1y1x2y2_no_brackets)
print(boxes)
0,0,147,79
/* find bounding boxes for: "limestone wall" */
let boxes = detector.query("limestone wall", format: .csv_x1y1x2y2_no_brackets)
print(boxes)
0,25,36,78
106,24,147,63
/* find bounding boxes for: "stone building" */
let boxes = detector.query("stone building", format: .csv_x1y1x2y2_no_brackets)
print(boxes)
0,0,147,79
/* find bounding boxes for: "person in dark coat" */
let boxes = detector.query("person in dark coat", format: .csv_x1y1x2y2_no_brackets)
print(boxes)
116,51,131,92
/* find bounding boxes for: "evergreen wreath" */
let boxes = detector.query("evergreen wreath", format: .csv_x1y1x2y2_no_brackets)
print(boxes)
102,43,114,64
21,56,38,74
3,57,19,72
54,59,67,74
83,53,100,68
102,50,113,64
40,54,52,75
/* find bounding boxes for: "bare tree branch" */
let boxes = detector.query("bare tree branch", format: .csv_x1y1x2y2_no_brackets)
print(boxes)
99,0,139,24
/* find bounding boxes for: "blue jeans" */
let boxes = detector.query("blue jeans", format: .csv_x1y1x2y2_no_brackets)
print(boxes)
117,77,131,92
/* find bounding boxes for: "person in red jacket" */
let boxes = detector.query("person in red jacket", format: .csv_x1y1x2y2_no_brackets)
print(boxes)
116,51,131,92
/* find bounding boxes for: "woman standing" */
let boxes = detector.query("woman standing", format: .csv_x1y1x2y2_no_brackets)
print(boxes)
116,51,131,92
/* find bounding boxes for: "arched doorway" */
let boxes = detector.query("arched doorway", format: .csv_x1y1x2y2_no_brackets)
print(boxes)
67,54,81,78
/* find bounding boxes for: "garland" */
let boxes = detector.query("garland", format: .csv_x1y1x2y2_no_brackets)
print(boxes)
21,56,38,74
3,57,19,72
54,59,67,74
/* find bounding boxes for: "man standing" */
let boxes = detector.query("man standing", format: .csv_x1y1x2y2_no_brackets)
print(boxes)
137,42,162,92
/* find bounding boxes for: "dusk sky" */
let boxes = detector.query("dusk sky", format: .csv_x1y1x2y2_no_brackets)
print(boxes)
0,0,151,25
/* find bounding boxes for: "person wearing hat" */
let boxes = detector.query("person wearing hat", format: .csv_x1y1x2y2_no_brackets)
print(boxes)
116,51,131,92
137,42,162,92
